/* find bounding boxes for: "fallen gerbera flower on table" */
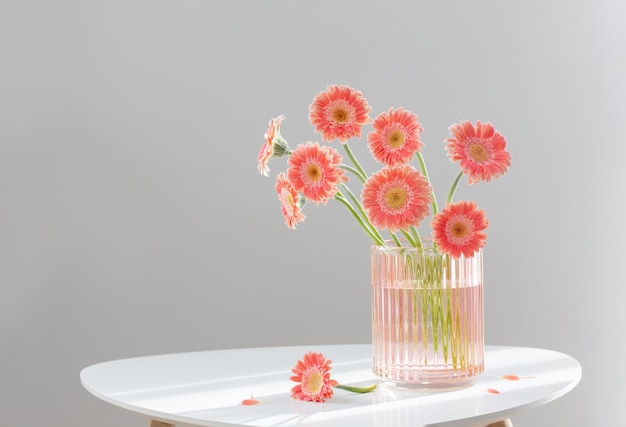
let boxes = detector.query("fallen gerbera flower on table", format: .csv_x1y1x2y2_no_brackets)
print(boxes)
290,351,377,402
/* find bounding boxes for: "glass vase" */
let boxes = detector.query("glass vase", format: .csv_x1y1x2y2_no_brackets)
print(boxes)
371,241,484,388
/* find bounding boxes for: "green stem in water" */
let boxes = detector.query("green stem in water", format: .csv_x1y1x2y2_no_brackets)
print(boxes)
416,152,439,215
447,171,464,204
335,192,385,246
334,383,378,393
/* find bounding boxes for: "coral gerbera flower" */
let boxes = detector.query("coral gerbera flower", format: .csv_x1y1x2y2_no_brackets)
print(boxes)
275,172,306,229
431,201,488,258
287,141,347,205
446,120,511,184
309,85,372,143
367,107,423,166
257,115,291,177
361,165,432,232
290,351,339,402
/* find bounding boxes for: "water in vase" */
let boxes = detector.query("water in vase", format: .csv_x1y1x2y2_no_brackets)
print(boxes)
372,283,484,388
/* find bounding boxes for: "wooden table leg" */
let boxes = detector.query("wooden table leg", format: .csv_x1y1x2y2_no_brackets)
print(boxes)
149,420,176,427
486,419,514,427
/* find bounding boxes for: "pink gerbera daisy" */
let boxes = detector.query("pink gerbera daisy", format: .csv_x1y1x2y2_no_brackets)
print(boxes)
446,120,511,184
290,351,339,402
275,172,306,229
309,85,372,143
361,165,432,232
431,201,488,258
287,141,347,205
367,107,423,166
257,115,291,177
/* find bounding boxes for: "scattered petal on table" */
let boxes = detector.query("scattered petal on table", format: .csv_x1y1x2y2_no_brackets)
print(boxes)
502,375,520,381
486,388,501,394
241,395,262,405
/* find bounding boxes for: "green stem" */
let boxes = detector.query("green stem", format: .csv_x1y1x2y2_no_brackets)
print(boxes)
400,230,416,247
416,152,439,215
335,192,385,246
339,164,367,184
447,171,464,204
343,143,368,181
334,383,377,393
410,226,423,248
390,232,402,247
340,184,385,244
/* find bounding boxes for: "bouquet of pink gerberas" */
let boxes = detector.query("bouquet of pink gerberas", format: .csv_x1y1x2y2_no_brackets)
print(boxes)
257,84,511,258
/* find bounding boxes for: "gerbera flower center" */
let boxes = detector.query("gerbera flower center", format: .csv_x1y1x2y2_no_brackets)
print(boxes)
306,163,322,182
332,107,349,124
444,214,475,245
384,187,408,210
306,372,323,395
282,190,294,209
387,129,405,148
450,221,468,238
467,143,489,163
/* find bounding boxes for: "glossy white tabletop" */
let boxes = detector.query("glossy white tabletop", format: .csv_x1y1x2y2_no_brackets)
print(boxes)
80,344,581,427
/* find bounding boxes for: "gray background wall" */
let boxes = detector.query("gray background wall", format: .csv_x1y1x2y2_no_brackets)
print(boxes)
2,0,624,426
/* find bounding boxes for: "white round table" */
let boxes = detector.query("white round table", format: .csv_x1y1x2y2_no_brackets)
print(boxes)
80,344,581,427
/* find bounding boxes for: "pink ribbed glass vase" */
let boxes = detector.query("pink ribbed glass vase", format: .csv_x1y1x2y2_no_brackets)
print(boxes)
371,242,484,389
